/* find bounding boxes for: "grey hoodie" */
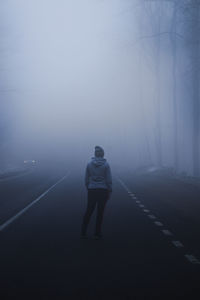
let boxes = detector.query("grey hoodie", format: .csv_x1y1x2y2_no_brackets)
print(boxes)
85,157,112,191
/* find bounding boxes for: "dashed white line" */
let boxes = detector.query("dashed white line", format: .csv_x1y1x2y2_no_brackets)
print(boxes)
123,187,131,193
118,177,200,266
154,221,163,227
117,179,130,193
0,172,70,231
148,214,156,220
131,194,136,197
162,229,173,236
172,241,184,248
185,255,200,264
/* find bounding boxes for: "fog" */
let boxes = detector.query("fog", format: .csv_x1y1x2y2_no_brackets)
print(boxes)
1,0,198,175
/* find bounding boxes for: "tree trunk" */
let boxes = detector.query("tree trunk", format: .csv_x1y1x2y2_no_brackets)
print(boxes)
154,3,162,167
190,1,200,177
170,4,178,171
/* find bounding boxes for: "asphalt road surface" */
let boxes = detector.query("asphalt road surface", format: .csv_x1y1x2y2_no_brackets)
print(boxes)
1,166,200,299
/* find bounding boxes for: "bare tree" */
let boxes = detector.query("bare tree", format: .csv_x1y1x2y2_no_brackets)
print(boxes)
170,0,179,171
186,0,200,176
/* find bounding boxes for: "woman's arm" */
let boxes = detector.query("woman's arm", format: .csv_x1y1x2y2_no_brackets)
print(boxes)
105,163,112,192
85,164,90,189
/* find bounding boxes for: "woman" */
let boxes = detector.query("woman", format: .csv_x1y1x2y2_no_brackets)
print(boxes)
81,146,112,239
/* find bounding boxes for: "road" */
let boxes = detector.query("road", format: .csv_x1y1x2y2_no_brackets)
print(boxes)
1,166,200,299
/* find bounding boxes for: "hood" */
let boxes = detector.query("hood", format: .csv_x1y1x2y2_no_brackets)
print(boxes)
91,157,106,167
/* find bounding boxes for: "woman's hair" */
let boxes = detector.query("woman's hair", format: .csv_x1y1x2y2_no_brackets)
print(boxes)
95,146,104,158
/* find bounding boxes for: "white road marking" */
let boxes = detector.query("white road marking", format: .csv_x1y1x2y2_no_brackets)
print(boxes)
172,241,184,248
117,178,131,193
118,178,141,204
0,172,70,231
118,178,200,267
185,255,200,264
121,184,130,193
148,215,156,219
162,229,173,236
154,221,163,227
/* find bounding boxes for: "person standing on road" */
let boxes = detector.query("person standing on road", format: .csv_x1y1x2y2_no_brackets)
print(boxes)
81,146,112,239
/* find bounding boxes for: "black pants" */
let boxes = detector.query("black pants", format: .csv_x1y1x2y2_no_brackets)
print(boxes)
81,189,109,236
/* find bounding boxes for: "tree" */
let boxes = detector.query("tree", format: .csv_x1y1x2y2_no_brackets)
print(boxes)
187,0,200,176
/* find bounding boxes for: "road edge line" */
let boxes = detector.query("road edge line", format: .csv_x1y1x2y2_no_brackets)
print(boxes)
0,172,70,232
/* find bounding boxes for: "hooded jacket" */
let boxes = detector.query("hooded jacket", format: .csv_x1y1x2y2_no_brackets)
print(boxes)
85,157,112,191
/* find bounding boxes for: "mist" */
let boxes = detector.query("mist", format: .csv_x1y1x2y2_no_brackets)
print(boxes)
2,2,200,298
0,0,198,175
